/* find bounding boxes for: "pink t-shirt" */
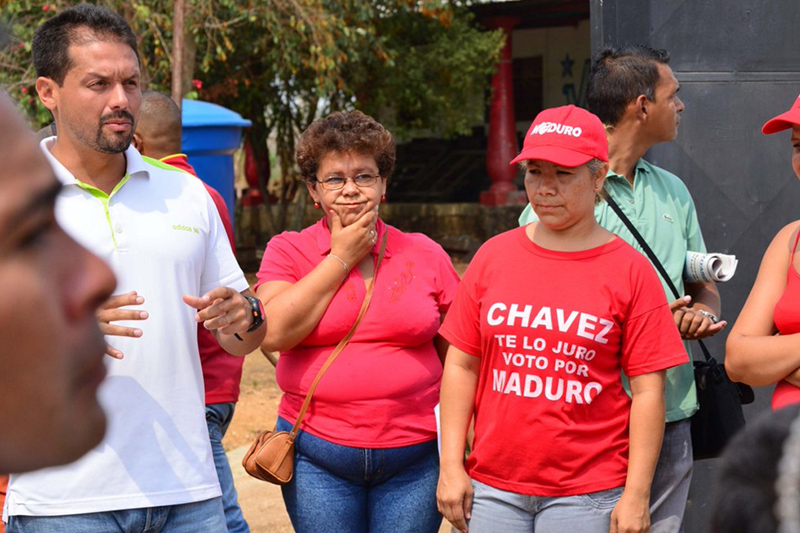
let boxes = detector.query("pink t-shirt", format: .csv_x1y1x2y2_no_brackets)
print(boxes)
440,227,687,496
256,218,460,447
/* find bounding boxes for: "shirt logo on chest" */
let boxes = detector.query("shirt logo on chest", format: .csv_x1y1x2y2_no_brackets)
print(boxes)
172,224,200,234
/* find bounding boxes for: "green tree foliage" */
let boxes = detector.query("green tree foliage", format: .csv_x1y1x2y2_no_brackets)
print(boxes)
0,1,185,125
0,0,503,232
349,6,503,139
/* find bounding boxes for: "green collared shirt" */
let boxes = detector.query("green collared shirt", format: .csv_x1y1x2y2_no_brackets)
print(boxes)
519,158,704,421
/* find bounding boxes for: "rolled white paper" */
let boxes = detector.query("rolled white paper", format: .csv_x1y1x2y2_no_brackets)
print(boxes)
684,251,738,283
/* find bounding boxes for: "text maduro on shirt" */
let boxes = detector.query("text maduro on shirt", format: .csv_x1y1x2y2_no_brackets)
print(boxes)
486,303,614,405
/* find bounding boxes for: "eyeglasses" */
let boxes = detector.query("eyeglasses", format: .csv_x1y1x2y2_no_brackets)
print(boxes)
316,173,381,191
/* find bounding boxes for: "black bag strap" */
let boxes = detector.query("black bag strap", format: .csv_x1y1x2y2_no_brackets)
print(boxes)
605,194,711,363
605,195,681,300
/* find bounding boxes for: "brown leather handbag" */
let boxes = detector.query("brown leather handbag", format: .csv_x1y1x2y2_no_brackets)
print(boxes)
241,428,295,484
242,235,387,484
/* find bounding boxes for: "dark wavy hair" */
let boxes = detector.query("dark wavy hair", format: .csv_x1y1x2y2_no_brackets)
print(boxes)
33,3,138,86
711,405,800,533
587,44,670,127
296,110,396,184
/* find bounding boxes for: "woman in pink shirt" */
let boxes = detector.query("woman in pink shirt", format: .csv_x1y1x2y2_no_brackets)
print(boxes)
255,110,460,533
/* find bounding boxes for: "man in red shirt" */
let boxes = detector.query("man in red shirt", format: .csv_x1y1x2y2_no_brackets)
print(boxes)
132,90,249,533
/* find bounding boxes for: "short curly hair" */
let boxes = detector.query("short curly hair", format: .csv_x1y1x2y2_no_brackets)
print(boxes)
296,111,396,184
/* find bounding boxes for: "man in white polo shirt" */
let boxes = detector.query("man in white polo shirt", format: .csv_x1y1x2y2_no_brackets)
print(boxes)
4,5,265,532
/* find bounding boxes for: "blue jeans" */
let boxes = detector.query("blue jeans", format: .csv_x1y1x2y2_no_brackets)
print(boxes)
464,479,623,533
275,416,441,533
649,419,693,533
6,497,226,532
206,402,250,533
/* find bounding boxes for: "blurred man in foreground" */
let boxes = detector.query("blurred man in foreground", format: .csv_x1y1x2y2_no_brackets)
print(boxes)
0,89,115,473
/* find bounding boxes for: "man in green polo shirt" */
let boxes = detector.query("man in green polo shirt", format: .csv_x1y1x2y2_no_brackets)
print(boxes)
519,44,725,532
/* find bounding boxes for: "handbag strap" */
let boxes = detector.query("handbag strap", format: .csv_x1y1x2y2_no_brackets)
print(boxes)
288,234,388,438
605,194,711,362
605,194,681,299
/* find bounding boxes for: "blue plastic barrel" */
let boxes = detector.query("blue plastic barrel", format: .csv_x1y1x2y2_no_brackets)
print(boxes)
181,99,252,221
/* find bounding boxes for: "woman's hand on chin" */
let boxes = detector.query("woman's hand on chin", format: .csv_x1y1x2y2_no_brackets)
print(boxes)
329,207,378,267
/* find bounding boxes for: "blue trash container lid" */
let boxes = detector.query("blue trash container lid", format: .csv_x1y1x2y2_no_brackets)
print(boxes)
182,99,252,128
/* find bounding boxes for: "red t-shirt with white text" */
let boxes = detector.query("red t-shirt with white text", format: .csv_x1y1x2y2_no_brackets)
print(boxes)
440,227,686,496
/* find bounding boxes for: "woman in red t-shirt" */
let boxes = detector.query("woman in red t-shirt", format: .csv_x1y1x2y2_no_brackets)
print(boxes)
436,106,686,533
727,94,800,410
255,110,460,533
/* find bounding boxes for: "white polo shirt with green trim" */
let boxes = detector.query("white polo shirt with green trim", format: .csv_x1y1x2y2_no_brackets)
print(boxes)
519,158,703,422
6,139,248,517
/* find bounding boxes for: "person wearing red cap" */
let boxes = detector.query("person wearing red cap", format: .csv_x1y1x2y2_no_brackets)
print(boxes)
726,95,800,410
437,104,687,533
520,45,724,532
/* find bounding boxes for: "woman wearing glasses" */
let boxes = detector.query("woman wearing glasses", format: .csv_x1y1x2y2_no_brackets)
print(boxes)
255,110,460,533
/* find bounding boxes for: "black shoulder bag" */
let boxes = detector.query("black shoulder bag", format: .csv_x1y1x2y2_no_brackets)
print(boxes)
605,194,754,460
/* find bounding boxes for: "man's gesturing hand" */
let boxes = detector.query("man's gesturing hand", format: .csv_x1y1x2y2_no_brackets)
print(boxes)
183,287,251,336
97,291,149,359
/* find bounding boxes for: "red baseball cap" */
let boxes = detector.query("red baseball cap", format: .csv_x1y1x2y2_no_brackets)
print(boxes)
762,94,800,134
510,105,608,167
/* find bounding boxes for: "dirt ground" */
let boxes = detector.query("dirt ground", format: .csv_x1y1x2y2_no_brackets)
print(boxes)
222,351,295,532
223,349,282,452
224,353,452,532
